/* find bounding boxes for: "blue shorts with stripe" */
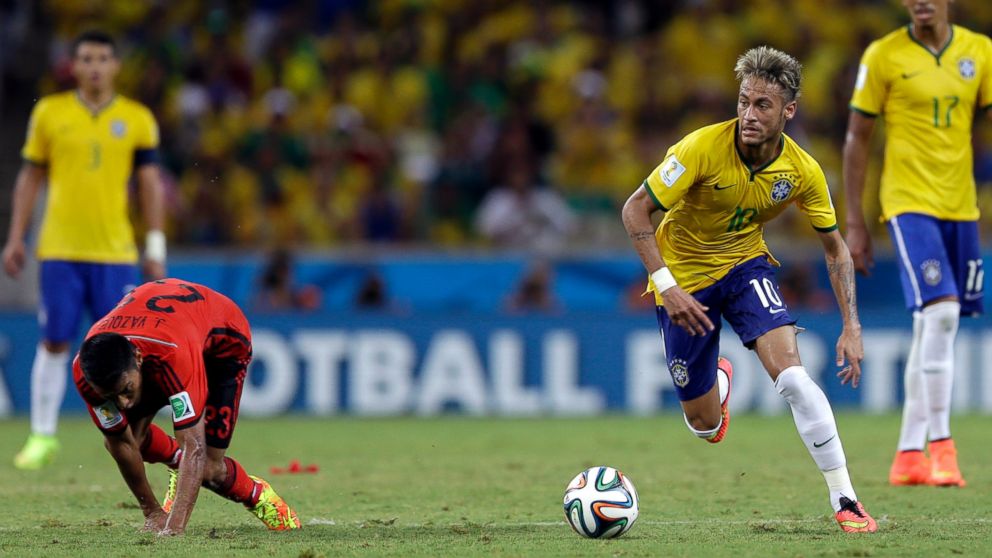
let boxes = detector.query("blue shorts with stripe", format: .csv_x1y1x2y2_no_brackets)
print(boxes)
39,261,139,343
655,256,796,402
886,213,984,316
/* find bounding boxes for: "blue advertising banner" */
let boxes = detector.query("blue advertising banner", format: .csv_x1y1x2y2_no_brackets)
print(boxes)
0,310,989,417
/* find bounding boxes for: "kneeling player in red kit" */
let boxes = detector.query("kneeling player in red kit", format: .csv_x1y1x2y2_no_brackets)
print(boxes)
73,279,301,535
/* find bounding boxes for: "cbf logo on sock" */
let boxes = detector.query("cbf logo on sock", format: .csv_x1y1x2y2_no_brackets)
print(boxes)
170,391,195,422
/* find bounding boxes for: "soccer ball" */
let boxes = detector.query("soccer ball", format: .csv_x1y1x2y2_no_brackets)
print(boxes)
563,466,639,538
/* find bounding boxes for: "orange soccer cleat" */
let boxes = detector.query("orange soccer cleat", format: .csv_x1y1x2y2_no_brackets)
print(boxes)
928,438,966,487
248,475,302,530
707,357,734,444
835,497,878,533
888,450,930,486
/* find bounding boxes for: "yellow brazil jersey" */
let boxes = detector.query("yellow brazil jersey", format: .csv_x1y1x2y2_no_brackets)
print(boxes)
21,91,159,263
850,25,992,221
643,119,837,301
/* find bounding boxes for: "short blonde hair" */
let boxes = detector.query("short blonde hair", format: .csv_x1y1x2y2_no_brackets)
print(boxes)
734,46,802,101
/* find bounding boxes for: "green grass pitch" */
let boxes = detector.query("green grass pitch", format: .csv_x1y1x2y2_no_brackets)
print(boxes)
1,414,989,557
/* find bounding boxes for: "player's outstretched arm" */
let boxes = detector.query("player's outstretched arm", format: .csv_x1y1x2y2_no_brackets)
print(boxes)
842,111,877,276
819,229,864,388
103,427,167,529
2,163,46,278
160,420,206,536
136,164,166,280
621,185,713,335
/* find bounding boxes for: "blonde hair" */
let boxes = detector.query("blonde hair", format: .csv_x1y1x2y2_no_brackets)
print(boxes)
734,46,802,101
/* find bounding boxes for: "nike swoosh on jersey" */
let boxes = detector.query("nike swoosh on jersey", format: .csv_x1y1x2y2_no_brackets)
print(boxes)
714,184,736,190
901,71,922,79
769,307,787,314
813,435,836,448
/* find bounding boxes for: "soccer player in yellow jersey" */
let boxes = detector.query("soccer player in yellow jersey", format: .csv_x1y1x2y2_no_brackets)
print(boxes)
844,0,989,488
623,46,877,533
2,30,167,470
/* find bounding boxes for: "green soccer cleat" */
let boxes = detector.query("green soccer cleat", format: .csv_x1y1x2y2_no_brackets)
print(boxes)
162,468,179,513
13,434,60,470
248,475,301,531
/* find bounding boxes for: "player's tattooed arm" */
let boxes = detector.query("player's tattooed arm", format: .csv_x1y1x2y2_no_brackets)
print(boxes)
826,258,859,326
622,185,665,274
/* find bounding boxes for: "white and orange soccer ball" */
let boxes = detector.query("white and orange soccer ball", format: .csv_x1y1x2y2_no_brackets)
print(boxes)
562,466,639,538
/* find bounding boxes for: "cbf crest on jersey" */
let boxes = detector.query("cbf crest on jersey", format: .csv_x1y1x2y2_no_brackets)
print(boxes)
110,119,127,137
770,178,794,203
668,358,689,388
958,58,976,80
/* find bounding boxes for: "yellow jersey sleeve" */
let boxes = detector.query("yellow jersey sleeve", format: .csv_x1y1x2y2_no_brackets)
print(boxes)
642,133,707,211
850,41,887,116
979,35,992,109
21,99,51,164
794,163,838,232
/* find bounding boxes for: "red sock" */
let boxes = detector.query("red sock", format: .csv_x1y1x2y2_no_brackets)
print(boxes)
140,424,180,467
209,457,262,507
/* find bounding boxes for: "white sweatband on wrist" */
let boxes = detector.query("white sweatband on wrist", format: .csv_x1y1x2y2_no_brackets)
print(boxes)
651,266,678,293
145,230,167,263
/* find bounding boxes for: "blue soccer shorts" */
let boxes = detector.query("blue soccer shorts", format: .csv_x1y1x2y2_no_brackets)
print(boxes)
656,256,796,402
39,261,139,343
887,213,984,316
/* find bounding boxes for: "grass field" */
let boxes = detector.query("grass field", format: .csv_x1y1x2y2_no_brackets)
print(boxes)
1,414,990,557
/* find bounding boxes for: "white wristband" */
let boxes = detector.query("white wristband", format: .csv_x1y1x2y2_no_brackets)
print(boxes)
145,230,167,263
651,266,678,293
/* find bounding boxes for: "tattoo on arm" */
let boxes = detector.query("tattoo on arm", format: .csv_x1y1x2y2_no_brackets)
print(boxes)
826,259,858,324
629,231,654,241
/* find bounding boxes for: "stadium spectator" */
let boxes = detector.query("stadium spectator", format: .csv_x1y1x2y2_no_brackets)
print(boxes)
843,0,988,488
475,162,577,252
505,260,561,314
2,1,992,250
622,46,877,533
253,248,321,312
74,279,301,534
3,30,166,470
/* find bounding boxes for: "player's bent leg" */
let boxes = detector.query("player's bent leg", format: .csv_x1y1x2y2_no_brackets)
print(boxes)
199,447,301,530
680,381,723,442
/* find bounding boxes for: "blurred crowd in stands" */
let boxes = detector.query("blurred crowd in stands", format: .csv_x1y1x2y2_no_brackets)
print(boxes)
4,0,992,253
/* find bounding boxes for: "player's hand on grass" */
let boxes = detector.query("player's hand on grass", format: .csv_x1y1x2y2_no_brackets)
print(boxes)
1,240,26,278
157,527,183,537
142,259,166,281
845,224,874,276
662,286,714,336
141,508,168,533
834,326,864,388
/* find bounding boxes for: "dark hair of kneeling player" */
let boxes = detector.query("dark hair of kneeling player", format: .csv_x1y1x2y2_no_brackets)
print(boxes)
80,332,138,390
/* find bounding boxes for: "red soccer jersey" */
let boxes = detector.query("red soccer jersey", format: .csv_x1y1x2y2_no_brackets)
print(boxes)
73,279,252,434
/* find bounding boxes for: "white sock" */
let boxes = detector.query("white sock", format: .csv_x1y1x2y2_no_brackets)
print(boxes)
897,312,929,451
774,366,855,512
920,301,959,441
717,367,729,405
683,413,721,440
823,467,857,512
30,345,70,436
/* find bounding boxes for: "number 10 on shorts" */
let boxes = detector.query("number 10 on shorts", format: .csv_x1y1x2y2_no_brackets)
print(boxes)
750,278,786,314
